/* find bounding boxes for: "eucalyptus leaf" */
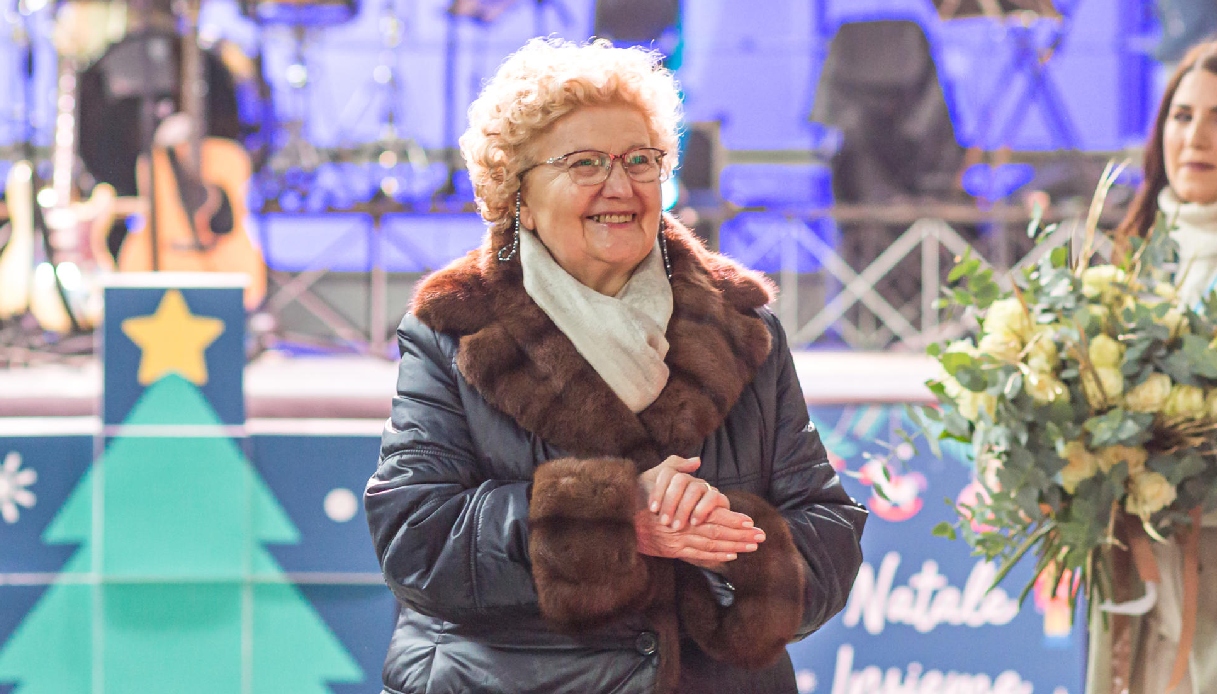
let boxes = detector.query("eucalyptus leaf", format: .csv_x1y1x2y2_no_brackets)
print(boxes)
956,366,989,393
933,521,958,540
1050,246,1069,269
949,257,982,283
941,351,976,377
1159,352,1198,385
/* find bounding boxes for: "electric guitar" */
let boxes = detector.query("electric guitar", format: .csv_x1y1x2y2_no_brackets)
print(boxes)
116,0,267,311
31,46,121,334
0,166,118,335
0,7,124,333
0,162,35,322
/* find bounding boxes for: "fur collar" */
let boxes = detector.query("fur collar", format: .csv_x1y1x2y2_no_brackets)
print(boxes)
410,216,775,467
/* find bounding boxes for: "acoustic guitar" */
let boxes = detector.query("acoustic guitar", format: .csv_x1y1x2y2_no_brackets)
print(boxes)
116,0,267,311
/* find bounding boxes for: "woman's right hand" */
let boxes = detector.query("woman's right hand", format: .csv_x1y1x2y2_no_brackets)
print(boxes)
639,455,732,531
634,506,766,568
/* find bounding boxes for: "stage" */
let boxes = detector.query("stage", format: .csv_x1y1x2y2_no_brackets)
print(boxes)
0,348,940,422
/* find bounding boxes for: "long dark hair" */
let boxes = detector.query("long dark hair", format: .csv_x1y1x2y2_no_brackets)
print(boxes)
1117,41,1217,246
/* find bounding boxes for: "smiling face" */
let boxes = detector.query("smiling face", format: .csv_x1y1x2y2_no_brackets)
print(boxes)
518,104,663,296
1165,68,1217,204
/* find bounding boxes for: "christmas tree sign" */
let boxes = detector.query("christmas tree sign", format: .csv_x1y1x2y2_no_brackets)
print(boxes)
0,280,361,692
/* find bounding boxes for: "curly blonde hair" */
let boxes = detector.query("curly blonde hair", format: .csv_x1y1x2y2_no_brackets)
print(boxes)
460,37,683,239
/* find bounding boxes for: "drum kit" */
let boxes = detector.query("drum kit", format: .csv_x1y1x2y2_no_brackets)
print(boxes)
241,0,358,26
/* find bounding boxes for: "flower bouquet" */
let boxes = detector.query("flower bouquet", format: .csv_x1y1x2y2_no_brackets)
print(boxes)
915,163,1217,656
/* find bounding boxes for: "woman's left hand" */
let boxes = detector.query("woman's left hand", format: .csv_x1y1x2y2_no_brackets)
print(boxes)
639,455,732,531
634,506,765,569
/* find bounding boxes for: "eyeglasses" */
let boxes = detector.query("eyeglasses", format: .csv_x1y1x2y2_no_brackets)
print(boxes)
520,147,668,186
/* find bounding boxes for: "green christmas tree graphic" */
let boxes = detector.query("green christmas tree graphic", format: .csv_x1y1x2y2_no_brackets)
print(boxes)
0,375,361,692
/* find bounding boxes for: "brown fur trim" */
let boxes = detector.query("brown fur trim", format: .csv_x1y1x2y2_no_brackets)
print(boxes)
529,457,651,631
409,216,774,465
641,557,681,694
675,491,806,669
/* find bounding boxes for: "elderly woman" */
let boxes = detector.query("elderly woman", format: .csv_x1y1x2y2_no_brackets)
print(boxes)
364,38,867,694
1088,39,1217,694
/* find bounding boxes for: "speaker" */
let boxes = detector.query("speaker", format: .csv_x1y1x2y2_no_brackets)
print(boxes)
678,121,721,208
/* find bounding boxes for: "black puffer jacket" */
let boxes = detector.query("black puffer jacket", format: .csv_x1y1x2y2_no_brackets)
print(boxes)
365,219,867,694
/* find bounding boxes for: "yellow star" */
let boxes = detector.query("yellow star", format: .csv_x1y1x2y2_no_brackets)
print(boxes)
121,289,225,386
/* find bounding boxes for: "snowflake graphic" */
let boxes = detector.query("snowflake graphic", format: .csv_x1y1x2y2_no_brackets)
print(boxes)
0,451,36,523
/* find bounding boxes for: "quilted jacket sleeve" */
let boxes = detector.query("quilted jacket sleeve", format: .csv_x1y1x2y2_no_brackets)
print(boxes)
365,314,540,623
366,314,652,628
677,311,867,667
766,314,868,638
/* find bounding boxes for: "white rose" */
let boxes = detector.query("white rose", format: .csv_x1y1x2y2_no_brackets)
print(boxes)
1027,355,1054,374
1059,441,1099,493
1097,445,1148,475
978,331,1023,363
1080,304,1110,333
1081,266,1126,300
1082,366,1125,409
1112,295,1137,323
957,390,997,422
939,373,963,400
1025,326,1059,369
1088,334,1124,368
1153,283,1177,302
1155,308,1188,339
1164,384,1207,420
1125,471,1177,521
983,298,1031,341
1124,373,1173,413
1026,370,1069,405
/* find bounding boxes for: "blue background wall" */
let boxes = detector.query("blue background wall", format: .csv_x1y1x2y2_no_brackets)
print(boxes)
0,0,1160,155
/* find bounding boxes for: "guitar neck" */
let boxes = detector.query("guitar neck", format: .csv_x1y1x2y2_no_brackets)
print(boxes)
177,0,206,168
50,56,78,210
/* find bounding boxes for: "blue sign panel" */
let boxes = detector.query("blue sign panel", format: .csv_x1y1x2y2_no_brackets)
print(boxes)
0,405,1087,692
788,405,1086,694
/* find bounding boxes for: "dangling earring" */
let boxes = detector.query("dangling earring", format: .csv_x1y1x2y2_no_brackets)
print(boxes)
498,191,521,262
658,216,672,280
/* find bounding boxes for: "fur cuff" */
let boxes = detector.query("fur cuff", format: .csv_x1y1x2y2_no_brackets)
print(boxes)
676,491,805,668
529,457,650,630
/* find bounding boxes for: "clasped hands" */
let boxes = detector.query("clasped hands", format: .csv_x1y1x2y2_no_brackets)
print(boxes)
634,455,766,571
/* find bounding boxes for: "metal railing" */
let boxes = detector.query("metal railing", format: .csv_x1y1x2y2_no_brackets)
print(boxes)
750,203,1116,351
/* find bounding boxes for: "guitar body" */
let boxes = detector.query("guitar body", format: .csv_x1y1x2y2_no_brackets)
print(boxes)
120,136,267,310
0,162,35,321
30,183,120,333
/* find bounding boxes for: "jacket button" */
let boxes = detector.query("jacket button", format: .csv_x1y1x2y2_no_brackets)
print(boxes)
635,631,658,656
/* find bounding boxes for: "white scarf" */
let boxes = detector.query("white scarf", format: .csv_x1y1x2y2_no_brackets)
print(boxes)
519,229,673,413
1158,187,1217,306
